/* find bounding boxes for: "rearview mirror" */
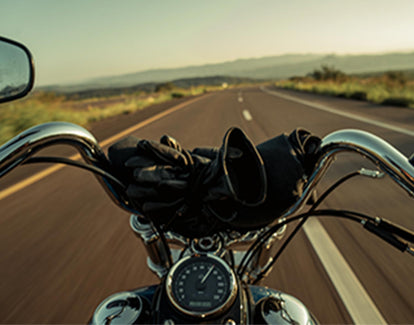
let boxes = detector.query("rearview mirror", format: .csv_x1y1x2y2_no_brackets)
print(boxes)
0,36,34,103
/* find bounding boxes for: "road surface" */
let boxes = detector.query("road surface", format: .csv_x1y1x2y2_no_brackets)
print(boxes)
0,87,413,324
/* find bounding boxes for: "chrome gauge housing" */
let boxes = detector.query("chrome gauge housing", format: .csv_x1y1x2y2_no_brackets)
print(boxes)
166,254,238,318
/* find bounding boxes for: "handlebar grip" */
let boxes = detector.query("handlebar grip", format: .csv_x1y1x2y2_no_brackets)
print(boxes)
378,218,414,244
364,222,408,252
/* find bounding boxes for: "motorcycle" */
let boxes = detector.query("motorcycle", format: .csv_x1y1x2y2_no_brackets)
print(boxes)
1,36,414,325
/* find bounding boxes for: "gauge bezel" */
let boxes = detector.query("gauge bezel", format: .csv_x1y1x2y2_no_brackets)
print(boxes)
166,254,238,318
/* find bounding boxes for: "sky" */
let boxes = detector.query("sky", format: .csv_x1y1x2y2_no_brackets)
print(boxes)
1,0,414,86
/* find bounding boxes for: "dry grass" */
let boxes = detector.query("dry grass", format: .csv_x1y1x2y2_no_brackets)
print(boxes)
276,72,414,109
0,85,231,144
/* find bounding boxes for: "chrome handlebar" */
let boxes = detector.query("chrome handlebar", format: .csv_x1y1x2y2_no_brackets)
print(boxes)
0,122,133,212
1,123,413,221
282,129,414,219
0,122,104,173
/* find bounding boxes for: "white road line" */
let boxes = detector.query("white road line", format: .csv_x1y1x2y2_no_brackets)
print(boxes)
303,219,387,324
242,110,253,121
238,91,244,103
261,87,414,137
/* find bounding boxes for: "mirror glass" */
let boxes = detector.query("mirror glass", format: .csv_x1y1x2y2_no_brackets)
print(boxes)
0,39,33,103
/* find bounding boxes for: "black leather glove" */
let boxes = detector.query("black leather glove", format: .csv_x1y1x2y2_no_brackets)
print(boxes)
234,128,321,230
108,127,266,237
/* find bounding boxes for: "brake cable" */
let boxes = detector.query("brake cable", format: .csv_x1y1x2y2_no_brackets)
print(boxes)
24,156,126,190
250,209,373,284
237,170,362,278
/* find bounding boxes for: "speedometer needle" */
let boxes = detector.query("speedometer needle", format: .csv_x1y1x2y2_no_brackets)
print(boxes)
200,265,215,285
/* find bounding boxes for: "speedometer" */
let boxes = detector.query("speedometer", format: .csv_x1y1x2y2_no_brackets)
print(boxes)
166,254,238,318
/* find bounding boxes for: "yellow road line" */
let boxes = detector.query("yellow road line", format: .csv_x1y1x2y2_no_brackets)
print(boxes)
0,95,208,201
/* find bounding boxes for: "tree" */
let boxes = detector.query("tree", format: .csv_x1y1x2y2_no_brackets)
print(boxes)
308,65,346,81
155,82,174,93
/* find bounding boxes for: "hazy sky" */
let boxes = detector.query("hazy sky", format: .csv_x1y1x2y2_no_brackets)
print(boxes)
1,0,414,86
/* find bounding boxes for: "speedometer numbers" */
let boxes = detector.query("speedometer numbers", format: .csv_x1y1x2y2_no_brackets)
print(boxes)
166,255,238,318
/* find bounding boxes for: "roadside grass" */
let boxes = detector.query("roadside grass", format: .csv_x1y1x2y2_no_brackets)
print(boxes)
275,74,414,109
0,85,227,144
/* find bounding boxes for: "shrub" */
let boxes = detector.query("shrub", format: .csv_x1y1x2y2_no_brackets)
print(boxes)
347,91,367,100
308,65,347,82
155,82,174,93
383,71,407,86
381,97,411,107
171,92,184,98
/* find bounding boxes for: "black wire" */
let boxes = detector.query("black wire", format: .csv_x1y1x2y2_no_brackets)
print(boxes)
23,156,126,190
293,209,371,223
251,209,371,284
236,208,366,278
237,171,361,278
249,171,359,279
252,171,361,280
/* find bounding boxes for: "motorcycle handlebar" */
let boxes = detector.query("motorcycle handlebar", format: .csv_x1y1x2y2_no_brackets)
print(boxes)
0,123,413,219
282,129,414,219
0,122,133,212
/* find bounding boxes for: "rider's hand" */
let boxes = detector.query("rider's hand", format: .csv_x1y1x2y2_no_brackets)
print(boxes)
108,127,267,237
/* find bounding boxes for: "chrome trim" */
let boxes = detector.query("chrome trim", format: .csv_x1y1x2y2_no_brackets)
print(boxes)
250,286,314,325
190,235,222,254
224,229,268,247
165,254,238,318
164,231,189,246
358,168,384,179
259,294,309,325
197,237,215,251
0,122,134,213
281,129,414,219
91,291,143,325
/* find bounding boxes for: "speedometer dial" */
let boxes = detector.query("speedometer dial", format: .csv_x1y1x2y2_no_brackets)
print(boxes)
166,255,238,318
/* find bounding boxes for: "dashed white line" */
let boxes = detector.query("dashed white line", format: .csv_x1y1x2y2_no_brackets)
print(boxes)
242,110,253,121
238,91,244,103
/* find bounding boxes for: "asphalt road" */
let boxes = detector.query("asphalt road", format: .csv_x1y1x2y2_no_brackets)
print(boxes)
0,87,413,324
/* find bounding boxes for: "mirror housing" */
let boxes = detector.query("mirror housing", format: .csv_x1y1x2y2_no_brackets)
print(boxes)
0,36,34,103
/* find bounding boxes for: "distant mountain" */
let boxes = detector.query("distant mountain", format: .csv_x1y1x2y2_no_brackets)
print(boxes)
82,54,323,88
42,51,414,92
248,52,414,79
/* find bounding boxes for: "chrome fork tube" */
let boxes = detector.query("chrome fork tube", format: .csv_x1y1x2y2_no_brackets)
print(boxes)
130,214,172,278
